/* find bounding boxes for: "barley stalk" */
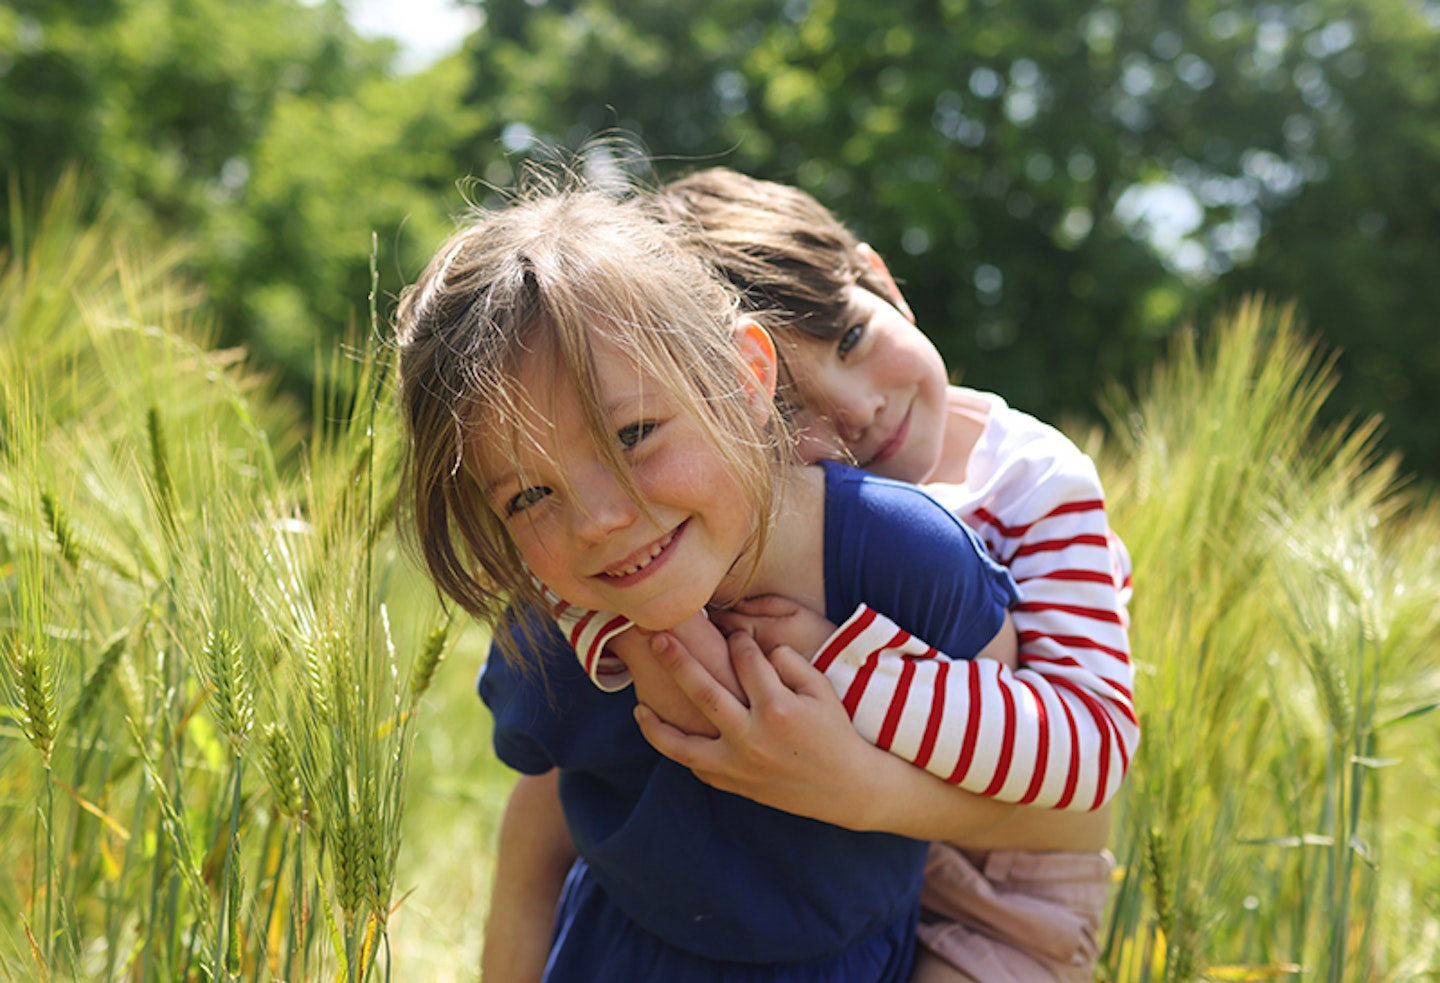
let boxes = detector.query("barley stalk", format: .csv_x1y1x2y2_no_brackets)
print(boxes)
114,640,145,723
211,731,248,983
300,632,335,724
12,640,59,764
40,488,82,571
225,846,244,979
126,715,217,962
358,776,394,924
69,629,127,726
325,629,356,735
407,621,449,708
330,815,364,925
261,723,305,821
147,403,178,542
203,628,254,751
1145,824,1171,939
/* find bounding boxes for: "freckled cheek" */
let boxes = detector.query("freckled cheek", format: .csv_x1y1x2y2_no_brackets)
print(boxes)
869,354,909,392
504,519,569,579
632,445,713,498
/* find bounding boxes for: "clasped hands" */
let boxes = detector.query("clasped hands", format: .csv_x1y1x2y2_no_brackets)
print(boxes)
611,597,886,829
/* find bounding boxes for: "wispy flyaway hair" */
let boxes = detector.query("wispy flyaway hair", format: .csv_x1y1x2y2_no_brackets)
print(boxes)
395,164,791,645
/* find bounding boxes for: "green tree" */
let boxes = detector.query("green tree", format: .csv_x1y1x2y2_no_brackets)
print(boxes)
2,0,370,223
1,0,482,398
6,0,1436,475
456,0,1440,476
201,53,482,388
1198,1,1440,475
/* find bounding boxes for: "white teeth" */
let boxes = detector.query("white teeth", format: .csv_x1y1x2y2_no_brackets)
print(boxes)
604,530,675,578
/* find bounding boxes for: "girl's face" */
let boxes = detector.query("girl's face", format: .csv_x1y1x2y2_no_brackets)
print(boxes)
468,331,766,631
784,285,949,484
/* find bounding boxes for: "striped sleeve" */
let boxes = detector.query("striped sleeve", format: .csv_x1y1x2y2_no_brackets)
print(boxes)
817,605,1023,795
970,455,1136,810
818,419,1137,811
541,586,635,692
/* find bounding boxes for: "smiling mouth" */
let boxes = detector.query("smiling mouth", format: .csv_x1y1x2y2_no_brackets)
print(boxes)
863,410,910,468
601,525,680,579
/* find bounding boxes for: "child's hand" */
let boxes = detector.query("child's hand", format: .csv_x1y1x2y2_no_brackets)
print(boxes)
634,629,881,827
711,595,836,661
615,613,744,739
636,629,1021,841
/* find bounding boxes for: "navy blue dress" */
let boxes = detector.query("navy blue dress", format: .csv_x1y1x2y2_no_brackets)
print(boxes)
480,462,1018,982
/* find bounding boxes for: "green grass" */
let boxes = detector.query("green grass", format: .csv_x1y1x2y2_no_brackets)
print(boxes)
2,188,1437,980
0,178,480,981
1094,300,1440,980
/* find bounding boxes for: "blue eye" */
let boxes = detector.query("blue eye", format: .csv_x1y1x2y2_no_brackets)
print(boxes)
837,324,864,358
618,421,658,449
505,485,551,516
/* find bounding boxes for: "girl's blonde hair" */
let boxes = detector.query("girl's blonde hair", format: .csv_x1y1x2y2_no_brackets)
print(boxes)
395,168,791,649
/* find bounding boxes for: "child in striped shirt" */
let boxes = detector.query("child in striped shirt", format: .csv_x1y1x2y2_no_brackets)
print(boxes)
568,168,1138,983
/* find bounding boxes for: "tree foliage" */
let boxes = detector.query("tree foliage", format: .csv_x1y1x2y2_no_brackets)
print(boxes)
1,0,479,396
2,0,1436,475
457,0,1440,476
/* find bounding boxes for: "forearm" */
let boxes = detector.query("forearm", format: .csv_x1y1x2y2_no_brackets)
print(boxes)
950,439,1140,809
1004,527,1137,810
841,739,1017,841
820,604,1136,811
634,632,1020,839
481,771,575,983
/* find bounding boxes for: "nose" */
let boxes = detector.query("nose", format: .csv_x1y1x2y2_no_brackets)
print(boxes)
569,462,640,547
831,387,883,443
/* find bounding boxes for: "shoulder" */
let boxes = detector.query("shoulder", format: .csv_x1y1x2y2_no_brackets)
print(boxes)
959,389,1107,515
480,609,652,775
821,460,1010,590
821,462,1016,657
823,459,962,531
479,610,591,716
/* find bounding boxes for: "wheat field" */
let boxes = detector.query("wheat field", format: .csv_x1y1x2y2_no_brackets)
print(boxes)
2,183,1437,981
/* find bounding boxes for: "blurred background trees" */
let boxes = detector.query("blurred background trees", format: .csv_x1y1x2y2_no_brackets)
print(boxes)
4,0,1436,477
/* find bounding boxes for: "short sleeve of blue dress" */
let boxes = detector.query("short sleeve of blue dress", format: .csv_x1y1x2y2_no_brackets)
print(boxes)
821,461,1018,655
477,463,1018,983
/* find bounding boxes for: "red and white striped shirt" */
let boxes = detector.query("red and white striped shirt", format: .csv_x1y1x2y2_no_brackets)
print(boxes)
817,390,1136,811
550,389,1137,812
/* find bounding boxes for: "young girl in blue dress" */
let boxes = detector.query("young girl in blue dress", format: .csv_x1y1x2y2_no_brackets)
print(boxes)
394,173,1020,982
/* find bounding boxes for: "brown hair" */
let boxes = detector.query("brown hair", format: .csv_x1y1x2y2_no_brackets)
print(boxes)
655,167,895,344
395,169,791,650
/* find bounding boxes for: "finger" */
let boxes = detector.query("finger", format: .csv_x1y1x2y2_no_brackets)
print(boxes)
634,703,749,799
726,629,792,702
767,643,832,698
633,704,722,771
649,632,750,730
727,594,797,618
707,608,754,636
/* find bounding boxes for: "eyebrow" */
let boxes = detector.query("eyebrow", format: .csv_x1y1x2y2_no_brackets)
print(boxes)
473,372,658,500
466,450,516,503
465,432,525,501
479,471,516,500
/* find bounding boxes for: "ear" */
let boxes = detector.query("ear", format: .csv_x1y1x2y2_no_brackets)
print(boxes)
857,243,916,324
733,318,779,415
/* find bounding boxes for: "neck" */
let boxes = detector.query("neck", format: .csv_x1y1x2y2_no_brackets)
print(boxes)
718,464,827,613
928,387,992,484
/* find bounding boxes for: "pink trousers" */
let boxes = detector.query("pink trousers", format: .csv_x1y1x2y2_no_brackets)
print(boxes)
916,843,1113,982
